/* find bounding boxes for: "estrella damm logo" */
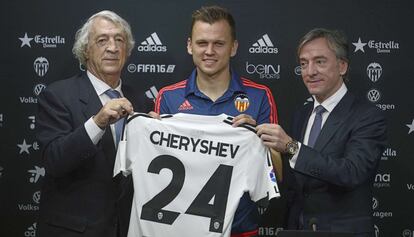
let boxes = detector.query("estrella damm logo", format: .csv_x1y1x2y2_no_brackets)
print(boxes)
234,94,250,112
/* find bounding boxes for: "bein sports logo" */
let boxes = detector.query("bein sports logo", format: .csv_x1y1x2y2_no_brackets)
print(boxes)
246,62,280,79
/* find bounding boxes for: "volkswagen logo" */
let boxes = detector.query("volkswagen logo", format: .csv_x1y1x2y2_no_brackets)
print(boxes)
372,197,379,210
33,191,41,204
33,84,47,96
367,89,381,102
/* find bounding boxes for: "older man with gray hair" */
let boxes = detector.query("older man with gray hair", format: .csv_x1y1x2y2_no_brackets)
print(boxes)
36,10,153,237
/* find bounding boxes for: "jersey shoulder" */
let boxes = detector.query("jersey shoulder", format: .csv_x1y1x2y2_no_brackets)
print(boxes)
241,77,272,93
158,80,187,98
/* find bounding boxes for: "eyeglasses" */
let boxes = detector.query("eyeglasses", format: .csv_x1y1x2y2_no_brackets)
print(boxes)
94,36,126,48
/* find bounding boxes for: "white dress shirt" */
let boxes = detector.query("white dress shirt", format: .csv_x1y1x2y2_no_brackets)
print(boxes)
84,71,123,145
290,83,348,168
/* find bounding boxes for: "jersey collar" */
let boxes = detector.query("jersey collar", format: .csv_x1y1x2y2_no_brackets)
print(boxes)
184,68,246,102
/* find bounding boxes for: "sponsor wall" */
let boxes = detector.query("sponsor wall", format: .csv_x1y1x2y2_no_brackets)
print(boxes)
1,0,414,236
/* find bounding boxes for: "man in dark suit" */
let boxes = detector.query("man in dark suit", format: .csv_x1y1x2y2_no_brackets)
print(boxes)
36,10,153,237
256,28,386,236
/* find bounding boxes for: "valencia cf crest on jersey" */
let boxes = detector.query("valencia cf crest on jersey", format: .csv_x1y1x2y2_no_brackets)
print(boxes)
234,94,250,112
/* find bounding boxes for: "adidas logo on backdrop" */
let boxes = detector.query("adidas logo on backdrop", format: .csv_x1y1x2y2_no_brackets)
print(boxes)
137,32,167,52
249,34,278,54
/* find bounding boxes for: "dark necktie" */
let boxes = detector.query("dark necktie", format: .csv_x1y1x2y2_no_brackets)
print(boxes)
307,105,326,148
104,89,123,144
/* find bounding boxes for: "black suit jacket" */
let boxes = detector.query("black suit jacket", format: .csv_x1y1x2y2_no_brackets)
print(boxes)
286,91,386,234
36,73,152,237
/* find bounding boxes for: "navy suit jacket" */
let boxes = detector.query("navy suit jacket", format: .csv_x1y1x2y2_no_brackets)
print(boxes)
36,73,152,237
286,91,386,234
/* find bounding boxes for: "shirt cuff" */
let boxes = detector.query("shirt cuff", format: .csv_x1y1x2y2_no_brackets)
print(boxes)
289,142,302,168
85,117,105,145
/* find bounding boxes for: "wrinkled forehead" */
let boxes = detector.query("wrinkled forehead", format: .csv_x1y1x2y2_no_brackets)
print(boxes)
89,17,125,38
299,37,335,59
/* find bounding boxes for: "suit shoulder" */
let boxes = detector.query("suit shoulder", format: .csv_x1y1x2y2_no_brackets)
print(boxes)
45,74,84,92
353,95,384,116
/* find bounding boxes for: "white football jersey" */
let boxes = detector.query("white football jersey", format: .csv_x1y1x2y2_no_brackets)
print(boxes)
114,113,280,237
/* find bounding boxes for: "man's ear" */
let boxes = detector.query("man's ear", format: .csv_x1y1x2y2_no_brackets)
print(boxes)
339,59,348,76
231,40,238,57
187,37,193,55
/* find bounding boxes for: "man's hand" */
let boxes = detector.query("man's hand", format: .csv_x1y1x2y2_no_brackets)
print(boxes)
148,111,161,119
93,98,134,129
232,114,256,127
256,123,292,153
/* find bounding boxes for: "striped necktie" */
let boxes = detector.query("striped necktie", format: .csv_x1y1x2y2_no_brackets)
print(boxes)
105,89,123,144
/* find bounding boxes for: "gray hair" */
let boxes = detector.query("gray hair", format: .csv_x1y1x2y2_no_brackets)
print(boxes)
297,28,349,80
72,10,135,65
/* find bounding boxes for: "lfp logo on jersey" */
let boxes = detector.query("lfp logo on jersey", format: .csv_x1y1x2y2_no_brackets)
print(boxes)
234,94,250,113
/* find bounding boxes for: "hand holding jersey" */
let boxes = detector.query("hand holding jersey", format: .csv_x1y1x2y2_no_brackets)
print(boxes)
114,113,280,237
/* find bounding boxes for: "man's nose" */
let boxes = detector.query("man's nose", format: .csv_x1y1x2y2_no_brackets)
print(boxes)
205,43,214,55
306,62,318,76
106,38,120,51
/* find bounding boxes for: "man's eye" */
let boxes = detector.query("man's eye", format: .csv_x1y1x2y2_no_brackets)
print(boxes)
115,37,125,43
96,38,108,46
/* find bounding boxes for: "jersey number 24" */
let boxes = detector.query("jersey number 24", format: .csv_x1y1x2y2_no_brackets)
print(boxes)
141,155,233,233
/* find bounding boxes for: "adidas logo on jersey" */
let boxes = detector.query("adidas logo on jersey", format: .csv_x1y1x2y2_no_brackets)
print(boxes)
178,100,193,111
137,32,167,52
249,34,278,54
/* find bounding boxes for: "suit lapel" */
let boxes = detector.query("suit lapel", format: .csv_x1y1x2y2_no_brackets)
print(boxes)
78,74,102,119
292,102,313,189
296,103,313,143
313,92,355,151
78,73,117,167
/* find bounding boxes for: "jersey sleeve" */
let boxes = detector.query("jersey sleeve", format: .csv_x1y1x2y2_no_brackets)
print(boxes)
257,86,278,125
154,88,170,114
247,147,280,206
